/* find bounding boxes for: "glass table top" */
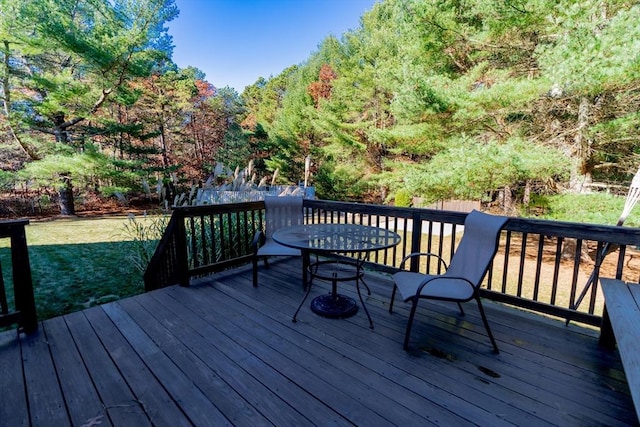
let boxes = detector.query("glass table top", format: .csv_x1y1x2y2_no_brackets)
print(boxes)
272,223,401,254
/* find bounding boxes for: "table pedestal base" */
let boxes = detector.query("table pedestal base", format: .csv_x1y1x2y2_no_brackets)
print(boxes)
311,294,358,319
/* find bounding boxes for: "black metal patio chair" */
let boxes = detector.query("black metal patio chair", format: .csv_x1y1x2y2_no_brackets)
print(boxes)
389,210,509,353
252,195,304,287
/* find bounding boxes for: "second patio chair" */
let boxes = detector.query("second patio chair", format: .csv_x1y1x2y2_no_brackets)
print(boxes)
389,210,508,353
252,195,304,287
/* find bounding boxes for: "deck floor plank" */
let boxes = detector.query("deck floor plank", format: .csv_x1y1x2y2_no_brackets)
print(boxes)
360,273,635,418
138,288,364,426
100,301,231,427
0,330,29,427
20,327,70,426
1,257,637,426
81,306,192,427
163,281,451,426
120,292,311,426
237,264,573,426
62,310,151,426
375,279,634,425
43,315,112,427
359,292,631,425
203,272,519,426
256,260,637,425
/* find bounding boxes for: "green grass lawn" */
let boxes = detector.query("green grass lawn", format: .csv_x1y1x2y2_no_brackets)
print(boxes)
0,216,161,320
525,192,640,227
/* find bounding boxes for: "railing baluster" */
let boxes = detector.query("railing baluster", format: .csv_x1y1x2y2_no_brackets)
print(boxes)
231,211,239,258
409,211,422,272
242,210,250,255
569,239,583,309
501,231,511,294
426,221,434,273
400,219,409,265
200,214,208,265
588,241,606,314
533,235,544,301
209,214,217,263
517,232,528,297
448,222,457,265
616,246,626,279
188,216,198,268
550,237,563,305
437,221,445,269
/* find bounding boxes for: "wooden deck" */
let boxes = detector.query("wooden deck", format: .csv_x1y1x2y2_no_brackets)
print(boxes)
1,258,637,426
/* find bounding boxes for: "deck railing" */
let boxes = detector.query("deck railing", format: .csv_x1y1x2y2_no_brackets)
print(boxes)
144,202,264,291
0,219,37,333
145,199,640,326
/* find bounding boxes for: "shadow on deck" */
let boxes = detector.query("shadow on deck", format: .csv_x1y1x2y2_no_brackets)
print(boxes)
1,258,637,426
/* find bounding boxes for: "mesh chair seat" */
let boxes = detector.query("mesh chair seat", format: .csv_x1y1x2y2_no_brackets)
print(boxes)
257,240,301,257
393,272,476,301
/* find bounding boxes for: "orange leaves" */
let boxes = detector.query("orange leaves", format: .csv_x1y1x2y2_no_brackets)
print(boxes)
307,64,337,107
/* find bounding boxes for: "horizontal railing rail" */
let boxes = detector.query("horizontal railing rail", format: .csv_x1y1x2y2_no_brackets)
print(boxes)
145,199,640,326
0,219,37,333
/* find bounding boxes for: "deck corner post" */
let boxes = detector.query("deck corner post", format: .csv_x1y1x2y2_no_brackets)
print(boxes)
11,222,38,333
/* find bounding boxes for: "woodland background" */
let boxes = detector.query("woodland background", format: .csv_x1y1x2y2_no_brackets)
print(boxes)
2,0,640,218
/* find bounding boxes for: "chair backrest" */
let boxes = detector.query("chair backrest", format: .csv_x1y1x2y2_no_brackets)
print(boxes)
264,196,304,239
445,210,509,287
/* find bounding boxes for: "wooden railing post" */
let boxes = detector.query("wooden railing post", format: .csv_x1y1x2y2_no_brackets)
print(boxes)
12,224,37,332
0,220,37,333
175,211,190,287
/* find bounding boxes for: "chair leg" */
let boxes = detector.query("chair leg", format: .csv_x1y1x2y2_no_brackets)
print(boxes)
302,251,310,291
252,256,259,287
403,298,420,350
457,302,465,315
389,285,397,313
360,277,372,295
476,297,499,354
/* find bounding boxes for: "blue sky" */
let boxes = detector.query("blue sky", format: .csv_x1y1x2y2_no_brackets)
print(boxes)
167,0,378,92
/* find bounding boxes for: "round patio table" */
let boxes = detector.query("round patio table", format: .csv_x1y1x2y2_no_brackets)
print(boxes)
273,223,401,328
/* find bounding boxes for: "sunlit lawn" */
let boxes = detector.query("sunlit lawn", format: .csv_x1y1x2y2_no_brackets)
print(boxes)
0,216,159,320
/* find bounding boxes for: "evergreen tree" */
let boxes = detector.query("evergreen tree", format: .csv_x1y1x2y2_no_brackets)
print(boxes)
1,0,178,212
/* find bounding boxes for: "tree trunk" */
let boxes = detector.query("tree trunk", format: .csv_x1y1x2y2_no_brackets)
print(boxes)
569,96,593,193
561,238,591,263
159,122,170,168
502,185,515,214
58,173,75,216
523,180,531,206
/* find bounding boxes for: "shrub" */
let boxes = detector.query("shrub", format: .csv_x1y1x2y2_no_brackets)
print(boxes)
122,212,170,274
524,193,640,227
394,189,412,207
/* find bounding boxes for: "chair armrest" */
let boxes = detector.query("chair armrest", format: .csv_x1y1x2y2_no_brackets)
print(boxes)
252,230,265,253
399,252,448,271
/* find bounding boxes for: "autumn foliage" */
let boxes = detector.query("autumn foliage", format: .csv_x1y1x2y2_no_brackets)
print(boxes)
308,64,337,107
